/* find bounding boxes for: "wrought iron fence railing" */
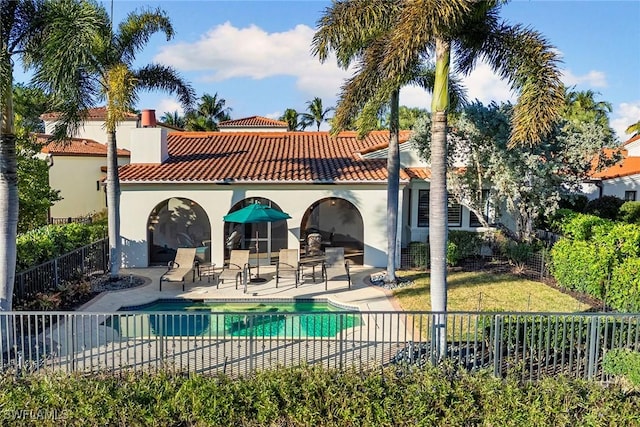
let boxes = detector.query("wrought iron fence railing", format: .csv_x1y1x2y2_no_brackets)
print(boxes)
14,239,109,304
1,310,638,382
49,216,93,225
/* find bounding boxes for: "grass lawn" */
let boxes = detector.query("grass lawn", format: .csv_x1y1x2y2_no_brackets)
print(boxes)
394,270,592,313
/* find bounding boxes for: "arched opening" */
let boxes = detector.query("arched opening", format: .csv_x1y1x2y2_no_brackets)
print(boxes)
300,197,364,265
224,197,288,267
147,198,211,266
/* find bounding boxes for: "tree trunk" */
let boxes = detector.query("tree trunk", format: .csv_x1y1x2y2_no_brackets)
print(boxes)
430,37,451,360
0,63,18,312
106,130,121,277
386,89,400,283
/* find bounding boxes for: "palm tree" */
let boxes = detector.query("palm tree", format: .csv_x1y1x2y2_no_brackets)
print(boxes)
1,0,107,311
313,1,468,285
161,111,186,128
301,97,334,131
196,92,231,131
625,121,640,138
280,108,301,131
320,0,564,357
563,89,613,136
49,7,195,277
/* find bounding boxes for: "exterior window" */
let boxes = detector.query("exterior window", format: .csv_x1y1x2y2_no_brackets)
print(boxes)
447,196,462,227
469,190,490,227
417,190,429,227
625,191,637,201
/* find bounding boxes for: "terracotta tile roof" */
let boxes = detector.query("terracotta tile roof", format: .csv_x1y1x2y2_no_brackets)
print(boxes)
357,131,413,156
404,167,431,180
624,134,640,146
591,152,640,179
119,130,414,183
218,116,288,128
37,134,130,157
40,106,138,121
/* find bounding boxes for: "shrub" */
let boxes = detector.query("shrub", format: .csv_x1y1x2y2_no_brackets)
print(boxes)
603,349,640,387
584,195,625,220
558,194,589,212
560,213,611,241
16,222,107,271
550,239,611,297
619,201,640,224
548,208,579,233
446,241,459,267
448,230,483,258
609,257,640,312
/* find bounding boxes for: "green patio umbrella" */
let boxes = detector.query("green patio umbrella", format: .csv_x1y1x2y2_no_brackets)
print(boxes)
223,203,291,282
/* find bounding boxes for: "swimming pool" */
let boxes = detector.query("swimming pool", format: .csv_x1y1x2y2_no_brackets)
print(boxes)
111,299,361,338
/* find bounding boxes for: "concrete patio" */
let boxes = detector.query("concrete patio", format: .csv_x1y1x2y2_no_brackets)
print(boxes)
80,264,401,313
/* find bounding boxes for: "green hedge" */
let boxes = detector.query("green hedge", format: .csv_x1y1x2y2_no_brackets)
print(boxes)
16,222,107,272
619,201,640,225
551,214,640,311
0,366,638,426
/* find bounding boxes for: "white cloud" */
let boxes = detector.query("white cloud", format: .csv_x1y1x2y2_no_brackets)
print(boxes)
154,22,350,100
561,69,607,88
155,99,184,116
611,101,640,143
463,62,514,104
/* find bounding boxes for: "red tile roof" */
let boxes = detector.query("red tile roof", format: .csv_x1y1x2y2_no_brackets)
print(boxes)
624,134,640,146
37,134,130,157
119,130,419,183
591,154,640,179
218,116,288,128
40,106,138,121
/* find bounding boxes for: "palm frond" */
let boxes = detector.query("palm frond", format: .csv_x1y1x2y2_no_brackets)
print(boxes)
116,8,173,65
312,0,400,67
134,64,196,112
480,23,564,146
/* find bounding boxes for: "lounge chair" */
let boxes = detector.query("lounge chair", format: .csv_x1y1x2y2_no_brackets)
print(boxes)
323,247,351,290
211,249,250,290
276,249,300,288
159,247,197,291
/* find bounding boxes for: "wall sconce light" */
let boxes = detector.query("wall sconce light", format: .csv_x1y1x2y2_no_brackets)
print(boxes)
149,215,160,224
331,199,336,206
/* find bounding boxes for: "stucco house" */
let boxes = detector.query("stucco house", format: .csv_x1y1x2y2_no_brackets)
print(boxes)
582,134,640,202
39,107,179,220
117,114,494,270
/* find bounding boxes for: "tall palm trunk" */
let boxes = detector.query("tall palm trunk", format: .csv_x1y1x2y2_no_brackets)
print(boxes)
386,89,400,282
0,62,18,312
430,37,450,359
106,129,121,277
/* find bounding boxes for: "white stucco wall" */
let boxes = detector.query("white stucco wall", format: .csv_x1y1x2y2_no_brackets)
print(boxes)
44,120,138,149
601,175,640,200
119,184,398,268
48,155,128,218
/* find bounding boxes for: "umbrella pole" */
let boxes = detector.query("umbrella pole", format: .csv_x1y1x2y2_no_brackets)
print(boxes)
255,230,260,279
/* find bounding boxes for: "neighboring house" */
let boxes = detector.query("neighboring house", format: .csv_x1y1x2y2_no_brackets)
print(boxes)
218,116,289,133
118,113,495,269
36,135,130,219
582,134,640,202
39,107,179,219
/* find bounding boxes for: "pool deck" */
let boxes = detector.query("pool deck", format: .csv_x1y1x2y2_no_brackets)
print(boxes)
79,265,401,313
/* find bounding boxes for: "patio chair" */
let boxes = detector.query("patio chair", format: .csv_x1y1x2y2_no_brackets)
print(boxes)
211,249,250,289
323,247,351,290
159,247,197,291
276,249,300,288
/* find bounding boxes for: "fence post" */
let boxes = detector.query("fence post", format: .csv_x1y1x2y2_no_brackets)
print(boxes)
54,258,59,289
587,316,599,380
493,315,502,377
248,315,254,374
540,250,545,281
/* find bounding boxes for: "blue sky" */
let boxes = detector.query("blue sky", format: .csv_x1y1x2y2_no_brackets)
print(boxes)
16,0,640,141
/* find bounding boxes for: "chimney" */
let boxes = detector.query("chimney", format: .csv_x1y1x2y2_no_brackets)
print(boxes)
130,109,167,164
140,109,157,127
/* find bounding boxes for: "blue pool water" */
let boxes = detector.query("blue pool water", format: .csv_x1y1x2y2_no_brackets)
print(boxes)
112,299,361,338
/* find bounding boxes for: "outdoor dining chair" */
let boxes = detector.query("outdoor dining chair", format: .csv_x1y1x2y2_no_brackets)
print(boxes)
210,249,250,290
323,247,351,290
276,249,300,288
159,247,197,291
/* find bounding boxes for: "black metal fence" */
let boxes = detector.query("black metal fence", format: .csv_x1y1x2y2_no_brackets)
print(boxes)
400,245,553,283
1,310,638,383
49,216,93,225
13,239,109,304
